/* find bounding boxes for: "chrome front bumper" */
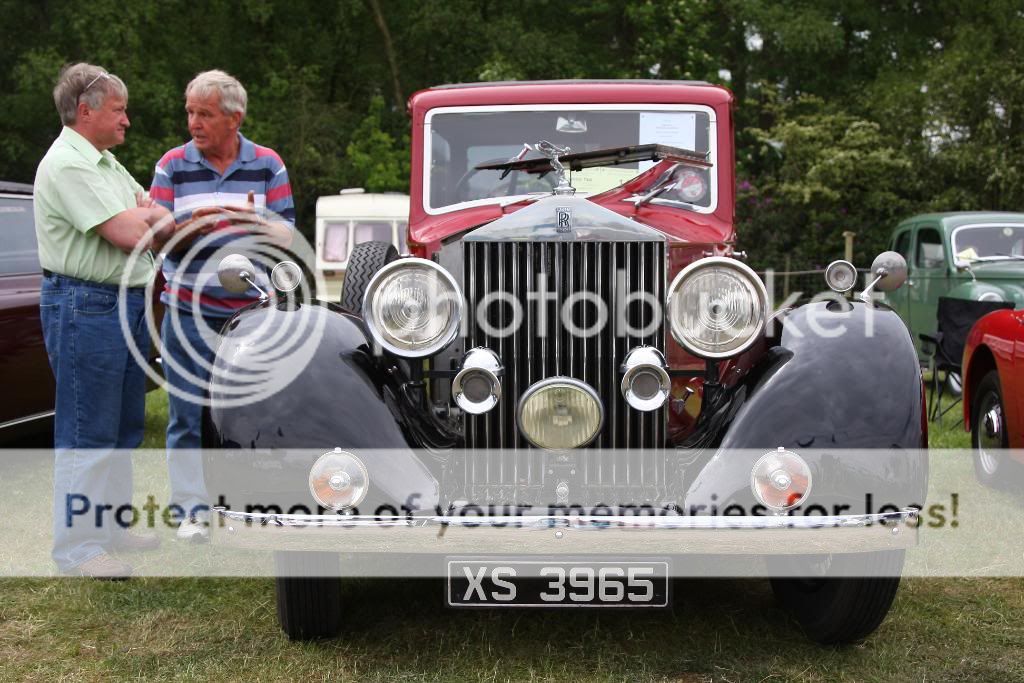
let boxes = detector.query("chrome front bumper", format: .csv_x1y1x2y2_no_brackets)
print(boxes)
212,507,919,554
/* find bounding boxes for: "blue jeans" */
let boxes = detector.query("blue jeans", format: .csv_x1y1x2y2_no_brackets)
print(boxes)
40,273,149,572
161,308,225,520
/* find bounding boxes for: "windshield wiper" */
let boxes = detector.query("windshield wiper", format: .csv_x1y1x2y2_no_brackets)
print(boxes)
476,143,711,175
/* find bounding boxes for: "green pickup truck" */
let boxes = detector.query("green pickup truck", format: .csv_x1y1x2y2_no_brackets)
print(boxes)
885,211,1024,358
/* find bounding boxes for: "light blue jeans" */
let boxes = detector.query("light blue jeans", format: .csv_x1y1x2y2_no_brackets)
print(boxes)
40,273,148,572
161,308,225,522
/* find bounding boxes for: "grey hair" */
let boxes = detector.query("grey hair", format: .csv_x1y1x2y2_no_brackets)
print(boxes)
185,70,247,122
53,63,128,126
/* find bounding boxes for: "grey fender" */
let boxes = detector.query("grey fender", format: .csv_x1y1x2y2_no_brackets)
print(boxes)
685,300,928,514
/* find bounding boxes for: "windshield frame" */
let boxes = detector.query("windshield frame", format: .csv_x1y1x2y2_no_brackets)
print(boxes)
950,222,1024,267
422,103,718,216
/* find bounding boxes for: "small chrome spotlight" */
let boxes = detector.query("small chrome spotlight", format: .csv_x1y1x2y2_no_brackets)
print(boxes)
620,346,670,411
271,261,303,292
824,260,857,293
453,348,502,414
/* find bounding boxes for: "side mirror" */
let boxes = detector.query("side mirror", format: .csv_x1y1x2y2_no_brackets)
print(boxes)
871,251,908,291
217,254,257,294
859,251,908,302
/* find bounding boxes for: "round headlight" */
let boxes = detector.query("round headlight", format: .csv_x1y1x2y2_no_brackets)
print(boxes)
363,258,462,357
518,377,603,450
666,257,768,359
309,448,369,510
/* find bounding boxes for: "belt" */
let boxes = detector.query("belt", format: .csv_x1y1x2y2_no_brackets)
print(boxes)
42,269,147,293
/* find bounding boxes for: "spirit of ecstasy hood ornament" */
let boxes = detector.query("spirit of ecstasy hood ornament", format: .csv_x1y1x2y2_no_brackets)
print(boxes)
528,140,574,196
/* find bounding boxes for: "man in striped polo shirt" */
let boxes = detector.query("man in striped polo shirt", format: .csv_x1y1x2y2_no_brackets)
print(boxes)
150,69,294,541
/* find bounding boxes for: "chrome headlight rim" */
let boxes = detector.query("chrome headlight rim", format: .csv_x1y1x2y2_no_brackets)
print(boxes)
362,257,463,358
516,376,604,451
666,256,768,360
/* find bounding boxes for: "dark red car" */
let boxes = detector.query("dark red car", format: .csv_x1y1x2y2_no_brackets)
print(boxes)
0,181,54,443
0,181,164,445
963,307,1024,484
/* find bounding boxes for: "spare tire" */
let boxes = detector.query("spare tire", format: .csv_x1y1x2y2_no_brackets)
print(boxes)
340,241,398,314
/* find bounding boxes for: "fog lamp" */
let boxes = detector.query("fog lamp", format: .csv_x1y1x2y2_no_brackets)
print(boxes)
453,348,502,414
517,377,603,450
750,447,811,511
620,346,670,411
309,448,369,510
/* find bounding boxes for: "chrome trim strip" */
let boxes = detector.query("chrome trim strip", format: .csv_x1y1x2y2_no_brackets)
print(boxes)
0,410,55,431
422,103,719,217
213,507,919,554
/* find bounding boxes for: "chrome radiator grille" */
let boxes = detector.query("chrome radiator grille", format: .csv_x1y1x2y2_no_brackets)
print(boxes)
459,240,666,501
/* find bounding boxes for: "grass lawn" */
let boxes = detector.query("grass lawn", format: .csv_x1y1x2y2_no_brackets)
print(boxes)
1,389,1022,682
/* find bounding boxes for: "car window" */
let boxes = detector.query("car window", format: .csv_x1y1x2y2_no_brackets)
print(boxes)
951,224,1024,262
0,196,40,275
427,107,713,210
916,228,945,269
893,230,912,261
322,221,350,262
353,221,394,247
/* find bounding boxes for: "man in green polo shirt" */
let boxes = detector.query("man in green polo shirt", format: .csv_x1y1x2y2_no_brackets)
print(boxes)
35,62,174,579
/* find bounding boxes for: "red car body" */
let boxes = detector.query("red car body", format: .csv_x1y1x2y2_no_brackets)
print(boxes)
963,307,1024,453
405,81,740,439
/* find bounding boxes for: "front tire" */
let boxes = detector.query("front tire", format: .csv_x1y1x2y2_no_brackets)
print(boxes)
274,551,342,640
340,241,398,314
770,550,904,644
971,370,1015,487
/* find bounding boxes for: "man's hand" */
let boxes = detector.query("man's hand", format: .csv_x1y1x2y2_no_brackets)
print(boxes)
166,191,293,252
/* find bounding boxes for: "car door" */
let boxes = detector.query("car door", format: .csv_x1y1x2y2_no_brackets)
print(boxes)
887,226,914,329
908,223,949,352
0,193,54,429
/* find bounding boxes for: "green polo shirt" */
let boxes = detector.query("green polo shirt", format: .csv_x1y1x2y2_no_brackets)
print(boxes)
33,127,154,287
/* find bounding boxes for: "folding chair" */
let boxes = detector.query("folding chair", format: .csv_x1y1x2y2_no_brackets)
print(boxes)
920,296,1014,423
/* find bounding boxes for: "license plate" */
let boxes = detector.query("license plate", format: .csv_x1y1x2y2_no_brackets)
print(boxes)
446,559,669,607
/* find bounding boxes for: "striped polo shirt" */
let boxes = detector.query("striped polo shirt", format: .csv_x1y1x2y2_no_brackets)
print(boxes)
150,133,295,317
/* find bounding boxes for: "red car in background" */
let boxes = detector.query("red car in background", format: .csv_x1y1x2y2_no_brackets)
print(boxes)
0,181,54,444
963,307,1024,485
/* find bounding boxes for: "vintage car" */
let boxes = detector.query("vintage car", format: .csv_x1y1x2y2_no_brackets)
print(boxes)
962,306,1024,485
886,212,1024,360
0,181,55,444
203,81,926,645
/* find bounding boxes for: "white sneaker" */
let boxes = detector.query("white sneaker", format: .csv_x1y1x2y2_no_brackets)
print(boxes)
176,517,209,543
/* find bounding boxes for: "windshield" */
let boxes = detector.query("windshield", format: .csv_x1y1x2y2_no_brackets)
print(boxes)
951,224,1024,263
425,106,714,212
